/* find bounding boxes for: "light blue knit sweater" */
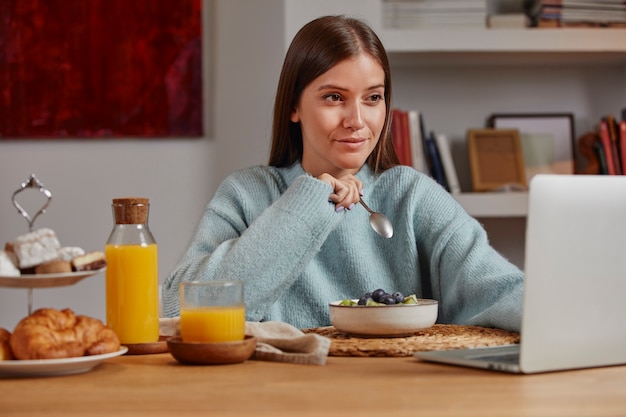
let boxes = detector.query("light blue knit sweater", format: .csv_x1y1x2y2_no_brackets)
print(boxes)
162,163,524,331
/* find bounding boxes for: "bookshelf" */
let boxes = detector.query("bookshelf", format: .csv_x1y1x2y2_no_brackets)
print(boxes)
285,0,626,219
382,28,626,56
454,192,528,217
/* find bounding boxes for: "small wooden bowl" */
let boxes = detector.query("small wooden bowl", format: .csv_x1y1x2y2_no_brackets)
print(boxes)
167,335,256,365
123,335,170,355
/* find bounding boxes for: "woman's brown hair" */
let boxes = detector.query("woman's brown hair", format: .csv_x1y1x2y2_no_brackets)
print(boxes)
268,15,399,172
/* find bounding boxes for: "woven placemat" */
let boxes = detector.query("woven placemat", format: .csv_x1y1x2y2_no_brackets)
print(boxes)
302,324,520,357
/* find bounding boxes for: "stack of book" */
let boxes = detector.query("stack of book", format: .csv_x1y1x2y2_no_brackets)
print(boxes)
487,13,532,29
391,108,461,194
383,0,488,29
578,112,626,175
524,0,626,27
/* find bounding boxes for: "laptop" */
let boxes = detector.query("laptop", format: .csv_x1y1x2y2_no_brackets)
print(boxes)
415,174,626,373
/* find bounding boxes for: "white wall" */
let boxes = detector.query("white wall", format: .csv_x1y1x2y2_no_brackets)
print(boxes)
2,0,622,330
0,0,284,330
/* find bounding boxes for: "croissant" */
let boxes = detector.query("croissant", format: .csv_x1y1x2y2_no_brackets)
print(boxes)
10,308,120,360
0,327,13,360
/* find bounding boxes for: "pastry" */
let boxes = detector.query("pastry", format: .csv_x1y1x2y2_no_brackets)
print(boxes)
12,228,61,269
57,246,85,262
71,251,106,271
34,259,72,274
0,328,14,360
0,250,20,276
10,308,120,360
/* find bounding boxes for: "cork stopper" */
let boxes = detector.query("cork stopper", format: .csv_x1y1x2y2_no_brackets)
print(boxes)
112,197,149,225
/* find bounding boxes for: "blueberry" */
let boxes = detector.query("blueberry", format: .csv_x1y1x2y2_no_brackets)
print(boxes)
392,291,404,304
371,288,386,302
358,294,373,305
379,294,396,305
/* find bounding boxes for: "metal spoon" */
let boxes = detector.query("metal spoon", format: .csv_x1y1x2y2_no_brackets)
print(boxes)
359,197,394,238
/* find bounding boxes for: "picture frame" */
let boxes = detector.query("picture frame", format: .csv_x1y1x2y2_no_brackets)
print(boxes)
467,129,527,192
0,0,203,139
487,113,575,181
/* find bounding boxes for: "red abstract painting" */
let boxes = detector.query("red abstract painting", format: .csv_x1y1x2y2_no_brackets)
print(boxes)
0,0,203,139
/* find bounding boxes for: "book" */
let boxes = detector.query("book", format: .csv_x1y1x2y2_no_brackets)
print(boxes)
383,0,488,29
425,131,449,191
435,133,461,194
388,15,487,29
407,110,427,173
417,112,434,176
605,115,622,174
540,0,626,8
619,120,626,174
599,119,618,175
594,139,609,174
391,109,412,167
383,0,487,10
524,0,626,25
399,110,412,167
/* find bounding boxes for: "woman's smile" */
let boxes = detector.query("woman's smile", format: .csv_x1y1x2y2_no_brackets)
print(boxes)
335,136,367,148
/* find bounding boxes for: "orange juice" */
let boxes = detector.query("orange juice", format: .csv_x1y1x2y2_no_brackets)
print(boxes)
105,243,159,344
180,306,245,343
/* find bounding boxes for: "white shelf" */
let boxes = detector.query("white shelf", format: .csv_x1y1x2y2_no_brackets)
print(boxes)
453,192,528,218
381,28,626,53
382,28,626,67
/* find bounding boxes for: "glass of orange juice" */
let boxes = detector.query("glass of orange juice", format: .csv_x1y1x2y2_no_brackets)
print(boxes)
179,280,245,343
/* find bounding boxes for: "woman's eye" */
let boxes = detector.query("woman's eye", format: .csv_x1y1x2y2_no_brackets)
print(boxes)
367,94,384,103
323,93,342,102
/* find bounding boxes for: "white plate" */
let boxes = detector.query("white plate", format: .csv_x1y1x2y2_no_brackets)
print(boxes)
0,347,128,377
0,268,106,289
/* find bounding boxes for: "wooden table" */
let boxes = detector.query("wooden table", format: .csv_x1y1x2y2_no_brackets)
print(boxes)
1,353,625,416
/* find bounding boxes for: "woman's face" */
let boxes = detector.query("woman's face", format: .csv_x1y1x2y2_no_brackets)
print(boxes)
291,53,386,178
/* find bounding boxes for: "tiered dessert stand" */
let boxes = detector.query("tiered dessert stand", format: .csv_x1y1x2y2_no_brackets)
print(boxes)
0,174,105,314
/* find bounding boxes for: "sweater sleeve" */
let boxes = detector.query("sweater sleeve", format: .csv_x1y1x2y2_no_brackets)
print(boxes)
411,178,524,332
435,220,523,331
161,169,342,320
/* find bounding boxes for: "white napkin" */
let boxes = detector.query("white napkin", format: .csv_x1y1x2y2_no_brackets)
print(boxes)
159,318,330,365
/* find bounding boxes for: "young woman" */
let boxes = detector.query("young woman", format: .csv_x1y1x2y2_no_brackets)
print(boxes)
162,15,524,331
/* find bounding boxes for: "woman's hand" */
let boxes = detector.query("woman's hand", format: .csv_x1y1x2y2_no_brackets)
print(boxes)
317,173,363,212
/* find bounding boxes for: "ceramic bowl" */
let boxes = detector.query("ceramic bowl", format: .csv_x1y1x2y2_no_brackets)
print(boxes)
329,299,438,337
167,335,256,365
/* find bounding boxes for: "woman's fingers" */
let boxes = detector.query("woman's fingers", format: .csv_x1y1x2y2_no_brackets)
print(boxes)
317,173,363,211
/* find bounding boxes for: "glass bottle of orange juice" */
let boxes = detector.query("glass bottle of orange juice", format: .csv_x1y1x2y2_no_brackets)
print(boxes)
105,197,159,345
